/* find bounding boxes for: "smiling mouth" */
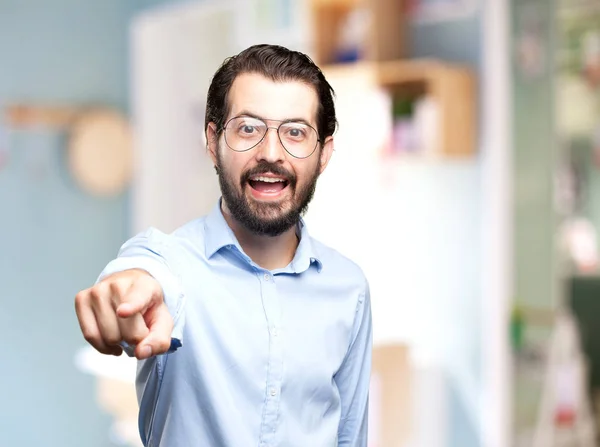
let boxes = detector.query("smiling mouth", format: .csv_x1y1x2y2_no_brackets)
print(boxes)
248,175,290,194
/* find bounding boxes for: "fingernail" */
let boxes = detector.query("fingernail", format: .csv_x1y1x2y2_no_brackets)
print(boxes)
140,345,152,358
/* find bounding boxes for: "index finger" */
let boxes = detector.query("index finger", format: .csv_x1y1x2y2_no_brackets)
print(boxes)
116,277,160,317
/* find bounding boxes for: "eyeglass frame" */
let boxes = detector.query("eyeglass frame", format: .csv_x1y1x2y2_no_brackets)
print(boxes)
218,115,322,159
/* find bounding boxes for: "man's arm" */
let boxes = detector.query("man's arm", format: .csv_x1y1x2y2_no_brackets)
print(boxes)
96,227,186,352
335,280,373,447
76,227,186,446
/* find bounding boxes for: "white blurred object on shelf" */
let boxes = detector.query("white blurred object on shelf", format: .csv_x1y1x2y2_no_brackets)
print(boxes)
74,345,136,384
75,346,140,447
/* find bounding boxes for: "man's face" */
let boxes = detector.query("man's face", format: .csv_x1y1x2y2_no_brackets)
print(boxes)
208,73,333,236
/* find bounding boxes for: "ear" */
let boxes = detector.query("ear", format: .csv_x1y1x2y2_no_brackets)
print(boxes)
206,123,219,166
318,136,334,175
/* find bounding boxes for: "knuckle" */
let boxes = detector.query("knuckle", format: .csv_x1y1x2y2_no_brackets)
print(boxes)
82,328,98,344
89,285,105,303
139,274,160,291
110,280,127,298
74,291,87,310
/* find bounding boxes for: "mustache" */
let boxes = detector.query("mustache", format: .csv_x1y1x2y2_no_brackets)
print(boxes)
241,161,297,186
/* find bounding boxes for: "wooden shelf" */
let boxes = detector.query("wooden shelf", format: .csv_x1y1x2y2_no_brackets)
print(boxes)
310,0,359,6
380,60,476,158
323,59,446,82
4,104,80,128
323,59,478,158
309,0,407,65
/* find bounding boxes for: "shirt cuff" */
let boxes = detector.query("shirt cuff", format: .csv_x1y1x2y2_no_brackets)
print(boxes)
97,256,186,356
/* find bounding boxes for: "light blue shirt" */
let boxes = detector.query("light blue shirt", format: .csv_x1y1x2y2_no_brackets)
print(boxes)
99,200,372,447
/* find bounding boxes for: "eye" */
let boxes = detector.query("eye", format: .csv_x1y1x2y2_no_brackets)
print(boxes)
241,125,255,134
282,124,307,140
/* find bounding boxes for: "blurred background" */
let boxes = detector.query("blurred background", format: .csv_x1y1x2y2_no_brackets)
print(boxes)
1,0,600,446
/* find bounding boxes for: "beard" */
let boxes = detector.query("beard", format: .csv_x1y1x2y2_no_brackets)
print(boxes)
216,150,320,237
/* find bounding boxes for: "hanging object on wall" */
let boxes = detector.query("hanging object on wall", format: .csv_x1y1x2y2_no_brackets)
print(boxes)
3,104,133,196
0,116,8,170
68,109,133,197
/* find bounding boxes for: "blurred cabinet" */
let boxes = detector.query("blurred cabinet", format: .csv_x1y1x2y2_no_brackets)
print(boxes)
309,0,477,159
323,60,477,158
309,0,407,65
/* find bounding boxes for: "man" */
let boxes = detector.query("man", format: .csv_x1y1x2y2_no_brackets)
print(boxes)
75,44,372,447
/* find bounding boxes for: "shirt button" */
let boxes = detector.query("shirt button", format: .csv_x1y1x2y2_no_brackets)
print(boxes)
264,273,271,281
271,327,278,337
270,388,277,397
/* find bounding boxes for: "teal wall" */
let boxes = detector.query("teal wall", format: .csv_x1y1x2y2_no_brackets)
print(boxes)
0,1,187,446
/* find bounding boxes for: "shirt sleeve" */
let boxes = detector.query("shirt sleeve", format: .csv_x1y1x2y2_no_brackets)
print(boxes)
96,227,186,353
335,279,373,446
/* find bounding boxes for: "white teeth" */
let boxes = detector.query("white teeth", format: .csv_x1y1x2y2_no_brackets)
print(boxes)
251,176,285,183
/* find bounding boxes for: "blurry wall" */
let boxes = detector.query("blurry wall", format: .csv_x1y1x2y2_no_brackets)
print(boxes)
409,12,482,447
0,1,187,446
0,1,485,446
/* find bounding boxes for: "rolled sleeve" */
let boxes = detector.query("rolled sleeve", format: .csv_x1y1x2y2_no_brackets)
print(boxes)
96,228,186,355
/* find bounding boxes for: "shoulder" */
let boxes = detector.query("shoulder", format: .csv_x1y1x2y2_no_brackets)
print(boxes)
310,236,369,294
120,217,208,256
171,216,208,244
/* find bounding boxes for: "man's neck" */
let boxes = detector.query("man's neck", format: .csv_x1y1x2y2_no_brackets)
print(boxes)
221,202,299,270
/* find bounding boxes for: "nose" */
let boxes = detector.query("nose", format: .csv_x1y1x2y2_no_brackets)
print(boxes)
256,127,286,163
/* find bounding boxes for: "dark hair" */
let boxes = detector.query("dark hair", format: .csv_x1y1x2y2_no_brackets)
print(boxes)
205,44,337,143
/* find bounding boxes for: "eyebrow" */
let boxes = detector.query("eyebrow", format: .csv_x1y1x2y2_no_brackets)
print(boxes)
235,110,315,128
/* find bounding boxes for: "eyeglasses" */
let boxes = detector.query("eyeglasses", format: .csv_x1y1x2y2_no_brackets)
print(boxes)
222,116,320,159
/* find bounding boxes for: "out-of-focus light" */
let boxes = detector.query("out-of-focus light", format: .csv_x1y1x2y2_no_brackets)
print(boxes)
74,345,136,383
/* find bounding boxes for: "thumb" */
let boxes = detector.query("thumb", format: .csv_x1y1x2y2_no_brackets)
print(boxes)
135,303,174,359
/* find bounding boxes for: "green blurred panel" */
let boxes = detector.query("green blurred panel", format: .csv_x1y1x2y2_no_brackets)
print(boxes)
512,0,559,310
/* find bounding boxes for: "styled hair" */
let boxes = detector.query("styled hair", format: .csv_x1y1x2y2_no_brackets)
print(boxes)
205,44,337,143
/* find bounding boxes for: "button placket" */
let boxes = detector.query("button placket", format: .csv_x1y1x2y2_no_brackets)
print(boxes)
258,272,283,445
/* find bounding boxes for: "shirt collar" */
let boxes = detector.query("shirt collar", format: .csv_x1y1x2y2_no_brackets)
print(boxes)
291,218,323,273
204,199,240,258
204,199,322,273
